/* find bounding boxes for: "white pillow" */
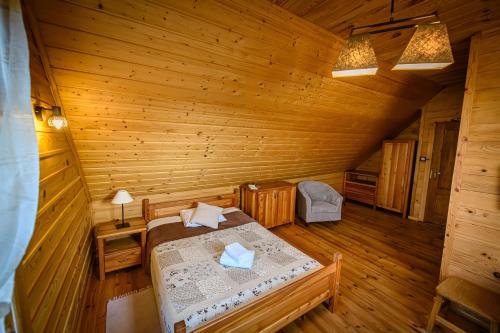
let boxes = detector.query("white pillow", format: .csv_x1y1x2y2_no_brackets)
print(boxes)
189,202,223,229
180,208,226,228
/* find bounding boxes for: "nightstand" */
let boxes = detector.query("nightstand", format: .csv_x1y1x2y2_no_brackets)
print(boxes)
94,217,147,280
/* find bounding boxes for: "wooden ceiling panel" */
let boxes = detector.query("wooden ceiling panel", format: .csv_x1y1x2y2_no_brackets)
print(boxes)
271,0,499,85
29,0,442,204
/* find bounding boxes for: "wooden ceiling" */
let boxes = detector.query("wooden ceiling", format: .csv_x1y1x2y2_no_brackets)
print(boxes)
28,0,442,209
271,0,500,86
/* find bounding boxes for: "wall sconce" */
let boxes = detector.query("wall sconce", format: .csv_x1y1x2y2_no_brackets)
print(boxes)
34,105,68,129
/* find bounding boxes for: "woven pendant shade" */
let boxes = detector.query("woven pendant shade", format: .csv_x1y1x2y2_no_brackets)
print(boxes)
332,34,378,77
393,23,454,70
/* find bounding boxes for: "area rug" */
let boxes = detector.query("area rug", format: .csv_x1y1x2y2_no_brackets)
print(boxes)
106,287,161,333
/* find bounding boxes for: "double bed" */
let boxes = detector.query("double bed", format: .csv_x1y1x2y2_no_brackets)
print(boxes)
143,190,342,333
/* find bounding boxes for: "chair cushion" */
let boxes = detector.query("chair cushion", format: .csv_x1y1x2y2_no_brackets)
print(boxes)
311,201,338,213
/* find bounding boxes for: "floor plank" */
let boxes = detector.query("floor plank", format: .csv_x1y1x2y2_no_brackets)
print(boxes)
78,203,447,333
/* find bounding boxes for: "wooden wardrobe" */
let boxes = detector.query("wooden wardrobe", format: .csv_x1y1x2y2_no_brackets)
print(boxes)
240,181,296,228
377,140,416,217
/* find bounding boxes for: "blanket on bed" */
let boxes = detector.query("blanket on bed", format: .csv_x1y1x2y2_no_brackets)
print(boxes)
145,210,253,274
151,222,322,333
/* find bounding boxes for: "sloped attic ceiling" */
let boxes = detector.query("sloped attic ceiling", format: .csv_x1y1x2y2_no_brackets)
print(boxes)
271,0,500,86
28,0,441,203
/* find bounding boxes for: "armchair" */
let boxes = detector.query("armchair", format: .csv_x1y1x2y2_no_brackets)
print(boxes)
297,181,343,223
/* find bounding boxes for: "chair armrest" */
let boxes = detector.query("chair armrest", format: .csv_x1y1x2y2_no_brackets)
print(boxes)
297,187,312,216
329,189,343,206
335,195,343,207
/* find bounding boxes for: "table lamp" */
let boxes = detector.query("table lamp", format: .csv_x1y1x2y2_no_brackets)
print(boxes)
111,190,134,229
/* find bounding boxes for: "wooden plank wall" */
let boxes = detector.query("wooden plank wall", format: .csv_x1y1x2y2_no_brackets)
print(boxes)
27,0,442,223
13,16,93,333
356,119,421,173
408,85,465,221
440,29,500,293
93,171,345,223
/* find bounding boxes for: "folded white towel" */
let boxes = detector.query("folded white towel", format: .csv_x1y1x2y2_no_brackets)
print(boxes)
225,242,253,262
219,249,255,269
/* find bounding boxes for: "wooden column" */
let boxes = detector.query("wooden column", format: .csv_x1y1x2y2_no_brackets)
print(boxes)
439,33,480,281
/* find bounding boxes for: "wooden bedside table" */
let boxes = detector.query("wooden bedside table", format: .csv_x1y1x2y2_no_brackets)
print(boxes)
94,217,147,280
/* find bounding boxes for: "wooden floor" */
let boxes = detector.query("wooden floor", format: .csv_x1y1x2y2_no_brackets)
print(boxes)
79,203,447,333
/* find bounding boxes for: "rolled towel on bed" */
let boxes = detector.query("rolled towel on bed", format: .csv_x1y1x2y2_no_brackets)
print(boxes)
225,242,252,262
219,250,255,269
219,242,255,269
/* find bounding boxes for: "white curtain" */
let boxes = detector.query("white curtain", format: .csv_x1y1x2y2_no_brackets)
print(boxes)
0,0,39,331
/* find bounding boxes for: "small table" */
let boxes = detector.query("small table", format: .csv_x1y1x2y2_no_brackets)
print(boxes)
94,217,147,281
427,277,500,333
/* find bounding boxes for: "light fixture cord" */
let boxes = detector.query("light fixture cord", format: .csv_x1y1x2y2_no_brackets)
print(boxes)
389,0,394,22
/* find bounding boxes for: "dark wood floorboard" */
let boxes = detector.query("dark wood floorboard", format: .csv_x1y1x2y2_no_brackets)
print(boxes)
79,203,450,333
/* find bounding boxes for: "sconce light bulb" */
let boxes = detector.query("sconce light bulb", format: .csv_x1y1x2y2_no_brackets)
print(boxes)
48,115,67,129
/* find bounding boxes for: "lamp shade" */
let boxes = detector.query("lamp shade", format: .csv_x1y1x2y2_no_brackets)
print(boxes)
332,33,378,78
48,115,67,129
393,23,454,70
111,190,133,205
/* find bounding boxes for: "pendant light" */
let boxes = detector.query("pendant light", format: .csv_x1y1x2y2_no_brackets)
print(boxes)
332,33,378,78
331,0,453,77
393,23,454,70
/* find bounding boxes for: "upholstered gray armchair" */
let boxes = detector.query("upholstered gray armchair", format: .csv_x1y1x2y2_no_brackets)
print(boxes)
297,181,343,223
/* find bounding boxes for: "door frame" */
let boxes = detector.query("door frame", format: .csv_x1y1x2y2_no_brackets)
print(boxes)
423,120,460,224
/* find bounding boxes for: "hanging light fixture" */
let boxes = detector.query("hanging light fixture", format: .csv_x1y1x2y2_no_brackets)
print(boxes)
332,33,378,78
393,23,454,70
331,0,453,77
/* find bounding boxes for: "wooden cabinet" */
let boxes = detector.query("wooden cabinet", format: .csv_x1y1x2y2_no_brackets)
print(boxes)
94,217,146,280
343,171,379,208
240,181,296,228
377,140,416,217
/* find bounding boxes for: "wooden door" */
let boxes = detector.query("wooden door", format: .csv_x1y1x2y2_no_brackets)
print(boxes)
424,121,460,224
241,187,257,218
276,187,295,226
257,190,277,228
377,140,416,216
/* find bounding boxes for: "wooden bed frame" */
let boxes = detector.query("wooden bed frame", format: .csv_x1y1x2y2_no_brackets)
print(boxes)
142,189,241,223
142,190,342,333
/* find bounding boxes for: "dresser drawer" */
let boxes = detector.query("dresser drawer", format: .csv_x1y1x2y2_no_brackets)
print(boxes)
105,247,141,272
344,181,377,196
344,190,376,205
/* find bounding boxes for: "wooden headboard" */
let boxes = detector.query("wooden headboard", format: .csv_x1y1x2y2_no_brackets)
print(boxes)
142,189,240,223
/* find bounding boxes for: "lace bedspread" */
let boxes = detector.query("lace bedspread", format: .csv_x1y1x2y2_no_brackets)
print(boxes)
150,222,322,333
